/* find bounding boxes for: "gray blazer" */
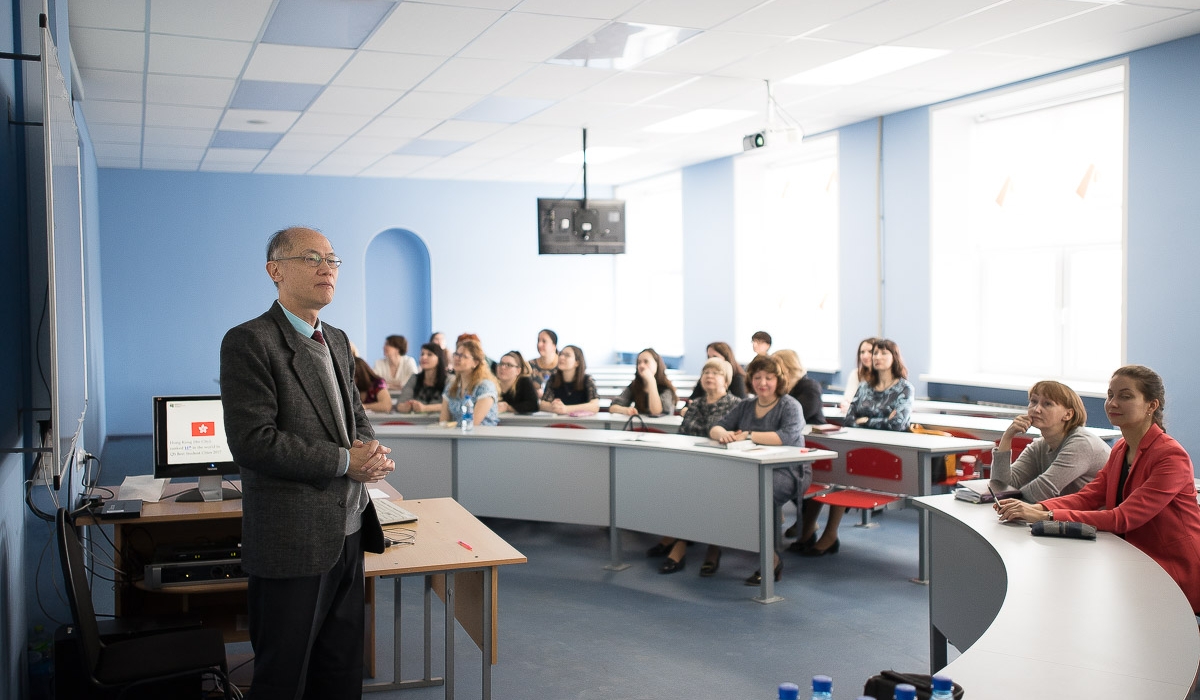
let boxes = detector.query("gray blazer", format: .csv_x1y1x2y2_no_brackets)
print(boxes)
220,301,384,578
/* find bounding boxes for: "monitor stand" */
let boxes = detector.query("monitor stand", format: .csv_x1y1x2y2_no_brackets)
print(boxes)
174,475,241,503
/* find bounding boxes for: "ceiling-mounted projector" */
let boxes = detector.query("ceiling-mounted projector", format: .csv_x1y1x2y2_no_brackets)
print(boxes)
743,132,766,151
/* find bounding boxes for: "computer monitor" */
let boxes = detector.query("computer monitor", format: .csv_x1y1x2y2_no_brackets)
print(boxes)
152,395,241,502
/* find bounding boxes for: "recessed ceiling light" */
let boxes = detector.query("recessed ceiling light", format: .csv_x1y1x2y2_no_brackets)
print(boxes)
247,119,269,125
555,146,639,165
782,46,951,86
550,23,700,70
644,109,755,134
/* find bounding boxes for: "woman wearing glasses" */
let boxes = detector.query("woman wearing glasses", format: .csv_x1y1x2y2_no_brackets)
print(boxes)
540,345,600,415
441,339,499,427
495,351,540,415
608,348,677,417
395,343,449,414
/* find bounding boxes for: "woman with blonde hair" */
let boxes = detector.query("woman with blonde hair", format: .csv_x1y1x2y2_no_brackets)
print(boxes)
772,349,826,427
440,339,500,427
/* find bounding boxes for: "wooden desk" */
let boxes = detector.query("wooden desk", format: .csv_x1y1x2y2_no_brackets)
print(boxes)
374,424,835,604
914,495,1200,698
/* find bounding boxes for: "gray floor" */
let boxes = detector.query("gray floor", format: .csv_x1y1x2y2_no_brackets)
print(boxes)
99,436,936,699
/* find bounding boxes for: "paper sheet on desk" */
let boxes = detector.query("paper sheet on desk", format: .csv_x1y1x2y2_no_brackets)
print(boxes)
119,475,167,502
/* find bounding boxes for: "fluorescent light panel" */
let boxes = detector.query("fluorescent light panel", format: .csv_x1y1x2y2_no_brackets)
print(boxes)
550,22,699,70
783,46,951,86
644,108,755,134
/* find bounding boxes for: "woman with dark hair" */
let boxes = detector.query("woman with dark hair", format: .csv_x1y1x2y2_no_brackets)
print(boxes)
374,335,418,392
840,337,878,410
540,345,599,415
441,339,499,427
396,342,448,414
800,338,914,557
495,350,540,414
530,329,559,392
998,366,1200,613
991,380,1108,501
609,348,677,417
688,342,747,400
353,357,392,413
708,354,808,585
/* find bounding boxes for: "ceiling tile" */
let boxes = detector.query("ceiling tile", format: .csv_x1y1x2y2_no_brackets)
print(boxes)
407,156,493,179
717,0,881,36
92,142,142,159
71,28,145,72
307,159,370,176
413,0,520,9
255,162,313,174
572,71,694,104
363,3,503,56
87,123,143,143
643,76,758,108
205,148,270,164
981,2,1189,56
80,100,144,125
513,0,641,19
357,116,441,139
290,111,374,135
149,0,273,41
384,92,482,119
811,0,1018,45
275,132,347,151
504,99,608,126
361,154,440,177
902,0,1094,51
220,109,302,132
142,158,200,170
418,58,535,94
620,0,771,30
259,149,329,167
78,69,143,102
143,126,214,147
308,86,404,116
200,159,260,172
212,131,284,149
339,135,412,154
455,96,554,123
148,35,252,78
144,104,223,129
262,0,394,49
1127,0,1200,7
332,52,446,90
143,144,208,160
636,31,788,75
145,74,235,107
494,64,617,100
70,0,146,31
395,139,472,156
316,151,383,169
859,50,1036,93
243,43,354,84
715,38,865,82
421,120,508,141
229,81,323,111
458,13,606,62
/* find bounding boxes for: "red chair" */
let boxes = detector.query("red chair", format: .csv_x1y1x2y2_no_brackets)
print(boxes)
381,420,414,426
547,423,587,429
812,447,902,527
804,439,834,473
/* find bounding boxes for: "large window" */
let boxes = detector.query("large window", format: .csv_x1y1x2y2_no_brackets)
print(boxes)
613,172,684,357
734,135,840,370
930,65,1125,389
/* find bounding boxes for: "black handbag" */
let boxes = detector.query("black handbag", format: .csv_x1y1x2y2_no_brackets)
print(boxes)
863,670,964,700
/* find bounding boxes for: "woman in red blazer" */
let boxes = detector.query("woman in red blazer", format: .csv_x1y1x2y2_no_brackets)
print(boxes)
998,365,1200,613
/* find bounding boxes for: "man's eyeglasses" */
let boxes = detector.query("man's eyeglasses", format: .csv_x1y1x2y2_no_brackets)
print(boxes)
273,253,342,268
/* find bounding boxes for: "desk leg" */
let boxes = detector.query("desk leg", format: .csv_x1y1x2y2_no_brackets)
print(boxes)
482,568,492,700
913,454,933,585
363,576,443,693
605,447,629,571
754,465,783,604
445,572,455,700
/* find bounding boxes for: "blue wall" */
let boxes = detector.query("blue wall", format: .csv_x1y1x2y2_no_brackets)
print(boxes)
364,228,432,359
680,158,736,374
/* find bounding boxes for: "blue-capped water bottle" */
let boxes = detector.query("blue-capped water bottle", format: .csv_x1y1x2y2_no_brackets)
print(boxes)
777,682,800,700
930,674,953,699
809,675,832,700
461,395,474,433
894,683,917,700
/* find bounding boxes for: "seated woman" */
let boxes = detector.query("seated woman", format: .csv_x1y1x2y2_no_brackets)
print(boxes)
539,345,600,415
440,339,499,427
651,357,742,575
456,332,498,372
688,342,747,400
772,349,826,427
529,329,559,393
495,351,540,415
709,354,808,585
840,337,877,410
991,380,1109,501
353,357,392,413
609,348,678,417
998,366,1200,613
395,342,448,414
374,335,418,393
799,338,914,557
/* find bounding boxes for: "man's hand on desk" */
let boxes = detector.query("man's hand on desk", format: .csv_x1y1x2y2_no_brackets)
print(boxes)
348,439,395,483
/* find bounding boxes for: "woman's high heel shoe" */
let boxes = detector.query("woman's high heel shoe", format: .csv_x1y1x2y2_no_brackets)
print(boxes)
699,550,722,577
786,533,818,554
646,539,676,557
743,559,783,586
659,556,685,574
799,539,840,557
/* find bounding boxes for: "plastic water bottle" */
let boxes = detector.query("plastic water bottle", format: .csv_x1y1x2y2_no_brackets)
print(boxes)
931,674,954,699
461,395,474,433
894,683,917,700
777,682,800,700
810,675,832,700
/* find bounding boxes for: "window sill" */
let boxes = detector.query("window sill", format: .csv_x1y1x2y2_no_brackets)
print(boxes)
920,373,1108,399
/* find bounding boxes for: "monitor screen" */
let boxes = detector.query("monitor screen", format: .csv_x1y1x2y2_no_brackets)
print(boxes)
537,198,625,254
153,395,241,501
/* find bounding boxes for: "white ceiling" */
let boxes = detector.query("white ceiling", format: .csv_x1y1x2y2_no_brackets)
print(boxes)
68,0,1200,184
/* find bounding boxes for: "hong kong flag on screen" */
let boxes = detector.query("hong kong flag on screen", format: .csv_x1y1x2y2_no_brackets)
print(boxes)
191,422,215,437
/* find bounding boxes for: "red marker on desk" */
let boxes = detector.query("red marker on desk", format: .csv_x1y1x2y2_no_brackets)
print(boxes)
457,540,473,551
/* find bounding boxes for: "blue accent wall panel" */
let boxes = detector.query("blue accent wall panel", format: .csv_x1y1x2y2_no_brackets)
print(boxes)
681,157,736,374
837,118,882,389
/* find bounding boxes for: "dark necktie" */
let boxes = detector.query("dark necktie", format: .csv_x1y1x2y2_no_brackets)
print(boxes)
312,329,325,345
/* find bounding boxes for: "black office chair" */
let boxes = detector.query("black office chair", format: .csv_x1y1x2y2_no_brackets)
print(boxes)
56,508,233,699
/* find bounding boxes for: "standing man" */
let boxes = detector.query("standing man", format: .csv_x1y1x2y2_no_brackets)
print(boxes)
221,226,394,699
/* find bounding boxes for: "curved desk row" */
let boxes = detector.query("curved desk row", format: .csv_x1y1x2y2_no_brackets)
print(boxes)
374,424,834,603
371,410,684,431
914,494,1200,698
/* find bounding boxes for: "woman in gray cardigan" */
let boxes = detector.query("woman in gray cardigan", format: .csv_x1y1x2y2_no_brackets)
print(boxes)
991,380,1109,501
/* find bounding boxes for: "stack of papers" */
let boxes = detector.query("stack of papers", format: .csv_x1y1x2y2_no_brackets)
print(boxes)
954,478,1021,503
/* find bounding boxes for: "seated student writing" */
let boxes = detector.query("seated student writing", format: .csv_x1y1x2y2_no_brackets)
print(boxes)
396,342,448,414
440,339,499,427
991,380,1109,501
495,350,540,414
540,345,600,415
609,348,678,417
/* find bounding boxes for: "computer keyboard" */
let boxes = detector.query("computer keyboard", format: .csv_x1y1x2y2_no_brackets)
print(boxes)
372,498,418,525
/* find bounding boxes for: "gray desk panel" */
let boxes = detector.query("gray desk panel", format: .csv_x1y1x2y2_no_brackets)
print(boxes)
613,449,759,552
929,510,1006,650
385,437,454,498
456,439,610,527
